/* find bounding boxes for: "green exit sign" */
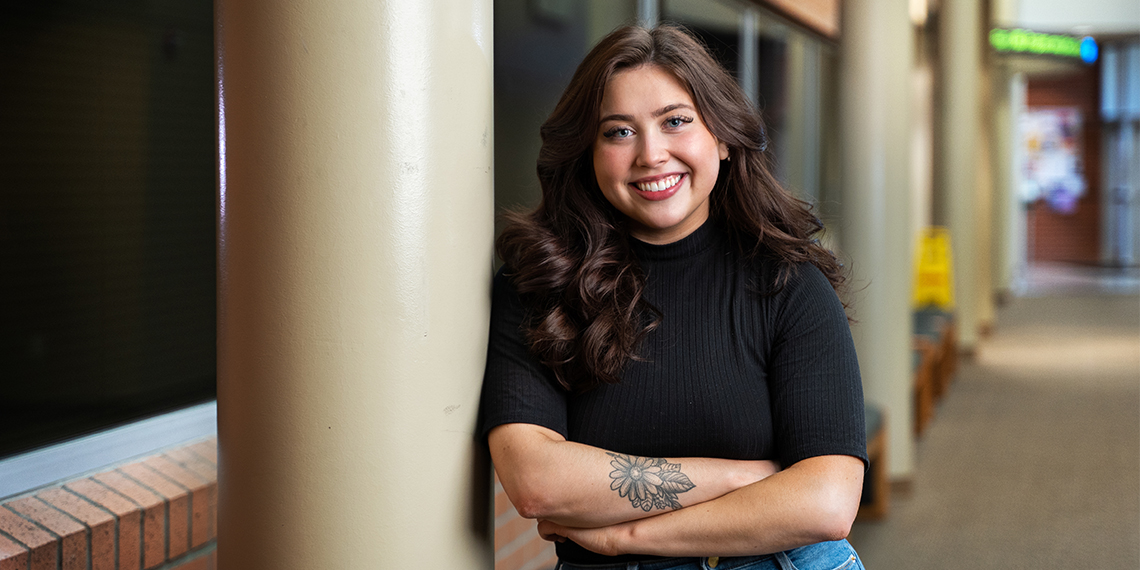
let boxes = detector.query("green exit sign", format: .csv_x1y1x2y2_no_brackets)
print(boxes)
990,28,1098,64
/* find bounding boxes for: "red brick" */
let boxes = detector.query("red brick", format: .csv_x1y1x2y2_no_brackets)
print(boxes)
0,507,56,570
534,552,559,570
120,462,189,559
495,489,515,519
495,533,555,570
495,514,537,551
163,449,217,483
141,456,211,548
186,439,217,465
202,483,216,543
0,534,29,570
162,449,217,541
6,497,86,570
37,488,115,570
66,478,143,570
91,471,164,569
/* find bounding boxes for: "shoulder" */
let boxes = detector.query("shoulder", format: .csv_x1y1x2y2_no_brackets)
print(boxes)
742,256,846,331
738,249,836,300
783,261,838,299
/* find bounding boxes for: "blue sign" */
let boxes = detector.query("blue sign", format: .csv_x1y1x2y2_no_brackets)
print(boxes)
1080,36,1098,64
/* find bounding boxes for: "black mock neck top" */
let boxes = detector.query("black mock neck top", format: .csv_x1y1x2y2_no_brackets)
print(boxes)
479,220,866,564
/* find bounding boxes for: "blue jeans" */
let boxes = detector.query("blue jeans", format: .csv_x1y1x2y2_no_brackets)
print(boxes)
554,539,863,570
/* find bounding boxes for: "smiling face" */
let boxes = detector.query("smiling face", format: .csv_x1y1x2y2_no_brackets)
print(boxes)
593,65,728,245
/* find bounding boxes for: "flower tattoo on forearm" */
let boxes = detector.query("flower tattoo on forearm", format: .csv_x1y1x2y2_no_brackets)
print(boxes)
606,452,696,512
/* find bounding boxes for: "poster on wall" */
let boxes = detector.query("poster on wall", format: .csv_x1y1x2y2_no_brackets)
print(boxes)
1020,107,1086,214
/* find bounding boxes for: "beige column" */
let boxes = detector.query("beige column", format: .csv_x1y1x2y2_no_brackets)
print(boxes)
939,0,982,350
991,66,1020,299
215,1,494,569
976,62,997,331
839,0,916,478
991,0,1021,298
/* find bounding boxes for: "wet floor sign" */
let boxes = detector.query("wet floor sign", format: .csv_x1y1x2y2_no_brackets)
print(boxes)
913,227,955,310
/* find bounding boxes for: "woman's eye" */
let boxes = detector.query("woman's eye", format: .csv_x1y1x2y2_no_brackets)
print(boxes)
664,116,693,129
603,126,633,139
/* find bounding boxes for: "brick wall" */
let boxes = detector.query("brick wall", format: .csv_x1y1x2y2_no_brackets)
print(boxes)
1026,65,1103,264
494,471,557,570
0,438,217,570
1,439,561,570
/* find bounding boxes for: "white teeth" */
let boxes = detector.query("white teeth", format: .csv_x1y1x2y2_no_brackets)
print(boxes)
636,174,681,192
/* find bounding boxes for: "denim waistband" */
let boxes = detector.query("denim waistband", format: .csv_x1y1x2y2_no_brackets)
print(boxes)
555,554,774,570
554,539,862,570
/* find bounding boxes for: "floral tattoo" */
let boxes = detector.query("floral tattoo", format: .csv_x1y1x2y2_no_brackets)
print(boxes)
606,452,696,512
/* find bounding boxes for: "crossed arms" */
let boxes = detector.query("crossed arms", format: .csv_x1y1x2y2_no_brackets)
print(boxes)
489,422,864,558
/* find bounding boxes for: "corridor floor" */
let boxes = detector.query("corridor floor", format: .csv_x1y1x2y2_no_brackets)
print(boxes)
848,287,1140,568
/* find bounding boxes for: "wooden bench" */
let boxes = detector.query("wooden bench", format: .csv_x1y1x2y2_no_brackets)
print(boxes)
913,347,937,436
914,307,957,401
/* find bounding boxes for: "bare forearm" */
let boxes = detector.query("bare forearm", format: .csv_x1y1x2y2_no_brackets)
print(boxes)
490,423,777,527
523,446,769,527
539,455,864,557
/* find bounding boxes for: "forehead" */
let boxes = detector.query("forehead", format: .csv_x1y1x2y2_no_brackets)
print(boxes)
599,65,694,115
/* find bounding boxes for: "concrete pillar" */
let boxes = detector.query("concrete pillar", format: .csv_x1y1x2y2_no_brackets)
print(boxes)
976,60,996,331
991,67,1020,298
989,0,1021,299
839,0,916,479
911,58,934,233
938,0,982,350
215,1,494,568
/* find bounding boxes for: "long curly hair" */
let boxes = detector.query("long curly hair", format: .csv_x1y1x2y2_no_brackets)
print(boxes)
497,24,846,392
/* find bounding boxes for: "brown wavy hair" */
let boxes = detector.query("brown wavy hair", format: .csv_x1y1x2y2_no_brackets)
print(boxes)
497,24,846,392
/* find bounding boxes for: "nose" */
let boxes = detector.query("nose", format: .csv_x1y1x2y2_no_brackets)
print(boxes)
636,130,668,168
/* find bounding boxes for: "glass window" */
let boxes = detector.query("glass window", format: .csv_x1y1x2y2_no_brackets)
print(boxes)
0,2,216,458
661,0,744,80
494,0,637,216
661,2,839,220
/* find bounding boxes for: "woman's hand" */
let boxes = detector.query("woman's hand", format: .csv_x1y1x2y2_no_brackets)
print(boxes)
522,450,862,560
536,455,862,558
537,519,631,558
536,519,567,543
532,459,780,557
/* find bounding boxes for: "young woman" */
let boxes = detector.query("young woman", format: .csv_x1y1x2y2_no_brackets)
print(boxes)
479,24,867,570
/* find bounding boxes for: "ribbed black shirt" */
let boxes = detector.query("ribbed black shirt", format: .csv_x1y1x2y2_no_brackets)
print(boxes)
479,220,866,564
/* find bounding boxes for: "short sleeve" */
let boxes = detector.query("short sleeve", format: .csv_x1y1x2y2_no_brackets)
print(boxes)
765,264,867,469
477,268,569,439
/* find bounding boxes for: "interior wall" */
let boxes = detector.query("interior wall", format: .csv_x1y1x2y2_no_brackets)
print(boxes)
1025,65,1104,264
0,1,216,457
1016,0,1140,35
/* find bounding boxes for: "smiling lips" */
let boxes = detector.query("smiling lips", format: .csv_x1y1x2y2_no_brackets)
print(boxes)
632,173,684,201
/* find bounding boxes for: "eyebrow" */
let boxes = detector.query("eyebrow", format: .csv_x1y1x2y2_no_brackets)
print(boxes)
599,103,694,124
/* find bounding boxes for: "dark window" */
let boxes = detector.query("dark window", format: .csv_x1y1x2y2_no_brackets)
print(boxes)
1,1,216,458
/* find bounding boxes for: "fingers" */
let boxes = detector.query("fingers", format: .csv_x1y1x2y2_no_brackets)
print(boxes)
537,519,567,543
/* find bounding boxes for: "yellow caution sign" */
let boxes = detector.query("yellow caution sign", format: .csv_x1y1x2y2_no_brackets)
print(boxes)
913,227,955,309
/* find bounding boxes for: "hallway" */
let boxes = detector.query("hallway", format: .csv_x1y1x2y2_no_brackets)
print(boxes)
848,286,1140,568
